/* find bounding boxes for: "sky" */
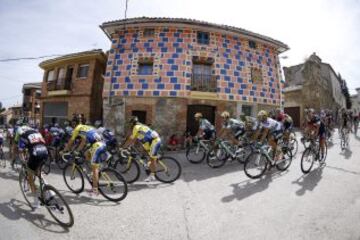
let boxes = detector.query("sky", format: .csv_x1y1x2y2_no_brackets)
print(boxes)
0,0,359,108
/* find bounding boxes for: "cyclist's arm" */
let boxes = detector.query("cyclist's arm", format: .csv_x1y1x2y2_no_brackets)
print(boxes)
123,127,138,148
259,128,269,144
64,126,80,151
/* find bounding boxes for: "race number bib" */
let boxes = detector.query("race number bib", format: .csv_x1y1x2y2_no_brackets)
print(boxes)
28,133,44,144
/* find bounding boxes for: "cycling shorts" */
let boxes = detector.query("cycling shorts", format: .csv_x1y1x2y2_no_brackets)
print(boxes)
88,141,107,165
143,137,162,158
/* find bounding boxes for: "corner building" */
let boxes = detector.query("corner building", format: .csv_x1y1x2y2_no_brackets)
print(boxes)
101,18,288,137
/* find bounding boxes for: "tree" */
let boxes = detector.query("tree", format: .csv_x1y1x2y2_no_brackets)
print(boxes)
340,77,352,109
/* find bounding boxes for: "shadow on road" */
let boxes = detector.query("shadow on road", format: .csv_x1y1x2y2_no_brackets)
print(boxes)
0,199,69,233
339,148,352,159
221,170,288,203
292,166,324,196
0,169,19,181
60,190,121,207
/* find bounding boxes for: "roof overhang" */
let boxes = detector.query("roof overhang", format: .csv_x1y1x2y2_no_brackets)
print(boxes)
100,17,289,53
39,49,107,70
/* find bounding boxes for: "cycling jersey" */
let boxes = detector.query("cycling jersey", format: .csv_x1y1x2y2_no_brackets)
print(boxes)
308,115,326,137
17,127,48,171
283,114,293,130
199,119,215,131
71,124,102,144
131,124,161,157
260,118,282,132
223,118,245,138
131,124,160,143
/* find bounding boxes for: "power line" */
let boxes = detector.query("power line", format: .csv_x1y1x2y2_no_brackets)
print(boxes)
0,54,63,62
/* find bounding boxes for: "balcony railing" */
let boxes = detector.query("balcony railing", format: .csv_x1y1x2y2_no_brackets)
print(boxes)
47,78,72,91
191,74,217,92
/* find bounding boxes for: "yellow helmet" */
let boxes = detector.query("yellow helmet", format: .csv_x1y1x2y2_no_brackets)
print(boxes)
257,110,268,121
194,112,203,118
221,111,230,118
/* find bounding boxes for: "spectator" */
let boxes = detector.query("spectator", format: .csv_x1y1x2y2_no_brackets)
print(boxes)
167,134,179,151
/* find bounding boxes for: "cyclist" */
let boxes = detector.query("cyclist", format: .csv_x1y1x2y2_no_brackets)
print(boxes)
254,110,284,161
63,118,106,195
339,108,352,148
0,129,4,148
49,123,65,148
194,112,216,141
306,109,326,160
353,111,359,135
276,110,293,143
15,120,48,208
123,116,161,182
218,111,245,146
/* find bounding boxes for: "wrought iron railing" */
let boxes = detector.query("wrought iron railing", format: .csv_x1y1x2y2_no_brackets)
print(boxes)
191,74,217,92
47,78,72,91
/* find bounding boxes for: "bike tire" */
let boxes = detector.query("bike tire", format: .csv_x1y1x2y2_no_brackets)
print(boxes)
63,164,84,194
276,147,293,171
236,145,253,164
42,157,51,175
243,152,268,179
43,184,74,228
155,156,182,183
114,158,140,183
98,168,128,202
206,146,227,168
289,138,299,157
186,144,206,164
19,167,34,209
300,148,315,174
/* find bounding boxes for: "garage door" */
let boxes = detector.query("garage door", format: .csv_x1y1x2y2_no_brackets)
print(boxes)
43,102,68,125
284,107,300,128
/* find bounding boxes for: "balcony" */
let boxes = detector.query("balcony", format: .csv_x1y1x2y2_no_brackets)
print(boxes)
191,74,217,93
47,79,72,96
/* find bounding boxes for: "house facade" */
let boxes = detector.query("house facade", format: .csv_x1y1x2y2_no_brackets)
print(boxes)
101,17,288,137
283,53,346,127
22,82,42,125
39,49,107,125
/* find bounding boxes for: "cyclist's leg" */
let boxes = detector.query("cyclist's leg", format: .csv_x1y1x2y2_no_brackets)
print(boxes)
89,142,106,194
149,138,162,173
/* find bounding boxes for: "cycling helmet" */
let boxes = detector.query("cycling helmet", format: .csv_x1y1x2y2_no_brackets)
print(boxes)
194,112,203,119
94,120,102,128
129,116,139,126
220,111,230,118
257,110,268,121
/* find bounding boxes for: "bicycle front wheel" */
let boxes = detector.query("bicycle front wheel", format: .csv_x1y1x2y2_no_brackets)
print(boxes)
98,168,128,202
244,152,268,179
43,184,74,228
301,148,315,174
63,164,84,194
155,157,182,183
186,144,206,164
114,158,140,183
206,146,227,168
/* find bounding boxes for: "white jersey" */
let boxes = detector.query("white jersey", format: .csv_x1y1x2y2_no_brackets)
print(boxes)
260,118,282,132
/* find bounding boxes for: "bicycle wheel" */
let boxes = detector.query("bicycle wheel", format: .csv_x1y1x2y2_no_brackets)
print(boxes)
42,184,74,228
63,163,84,194
236,145,253,164
114,157,140,183
19,167,34,209
243,152,268,179
289,138,298,157
206,145,227,168
186,144,206,164
41,157,51,175
0,149,5,168
276,147,293,171
301,148,315,174
155,157,182,183
98,168,128,202
56,153,68,170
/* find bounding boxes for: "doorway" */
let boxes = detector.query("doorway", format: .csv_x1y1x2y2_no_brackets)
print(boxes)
187,105,216,136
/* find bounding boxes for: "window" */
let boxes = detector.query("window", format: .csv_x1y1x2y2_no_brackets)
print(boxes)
249,40,257,49
132,110,147,124
143,28,155,37
191,63,216,92
57,68,65,87
77,64,89,78
138,62,153,75
24,89,31,96
47,70,55,82
251,67,263,84
197,32,210,45
242,105,252,117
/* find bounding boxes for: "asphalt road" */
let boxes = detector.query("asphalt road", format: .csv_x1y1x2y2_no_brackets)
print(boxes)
0,130,360,240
